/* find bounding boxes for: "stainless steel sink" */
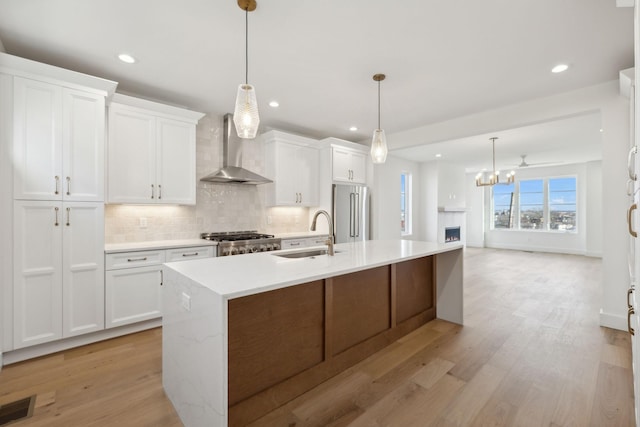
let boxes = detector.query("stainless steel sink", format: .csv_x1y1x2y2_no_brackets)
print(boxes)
273,248,342,259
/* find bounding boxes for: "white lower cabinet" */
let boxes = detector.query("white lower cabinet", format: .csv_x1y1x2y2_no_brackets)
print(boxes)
105,245,214,328
105,261,164,328
13,200,104,349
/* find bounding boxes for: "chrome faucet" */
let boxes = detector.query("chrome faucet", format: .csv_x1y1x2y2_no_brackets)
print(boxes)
310,210,334,256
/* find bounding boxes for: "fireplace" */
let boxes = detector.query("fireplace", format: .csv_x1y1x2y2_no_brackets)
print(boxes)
445,226,461,243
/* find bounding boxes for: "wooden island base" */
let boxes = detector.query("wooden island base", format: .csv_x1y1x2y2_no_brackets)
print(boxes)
228,256,435,426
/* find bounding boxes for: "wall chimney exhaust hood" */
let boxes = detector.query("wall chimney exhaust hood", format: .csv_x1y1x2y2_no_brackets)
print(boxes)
200,113,272,185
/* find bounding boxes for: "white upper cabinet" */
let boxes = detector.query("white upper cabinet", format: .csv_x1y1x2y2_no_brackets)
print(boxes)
106,94,203,205
263,130,319,207
13,77,105,201
332,146,366,184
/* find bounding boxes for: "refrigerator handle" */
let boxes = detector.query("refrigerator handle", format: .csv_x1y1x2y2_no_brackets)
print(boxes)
350,192,355,237
355,192,360,237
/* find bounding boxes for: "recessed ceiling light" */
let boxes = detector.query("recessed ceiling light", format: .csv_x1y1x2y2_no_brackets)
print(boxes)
118,53,136,64
600,128,604,132
551,64,568,73
349,126,358,131
268,101,279,108
435,154,442,158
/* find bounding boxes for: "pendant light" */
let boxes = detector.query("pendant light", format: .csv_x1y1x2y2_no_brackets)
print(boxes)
233,0,260,139
475,137,515,187
371,73,388,164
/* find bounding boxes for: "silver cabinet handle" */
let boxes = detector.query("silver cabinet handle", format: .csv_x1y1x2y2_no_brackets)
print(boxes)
66,207,70,226
127,257,148,262
629,203,637,238
628,288,634,310
300,193,303,204
182,252,199,257
151,184,155,199
66,176,71,196
55,176,60,195
629,146,637,181
158,184,162,200
290,242,301,246
629,307,635,335
54,207,59,226
160,269,164,286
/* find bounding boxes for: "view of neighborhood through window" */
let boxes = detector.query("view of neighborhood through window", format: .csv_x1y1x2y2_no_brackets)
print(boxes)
401,173,411,235
492,176,577,231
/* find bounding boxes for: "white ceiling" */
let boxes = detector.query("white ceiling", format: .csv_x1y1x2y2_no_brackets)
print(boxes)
0,0,633,163
392,112,604,172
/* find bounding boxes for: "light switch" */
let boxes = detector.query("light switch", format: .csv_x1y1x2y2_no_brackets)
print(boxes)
181,292,191,311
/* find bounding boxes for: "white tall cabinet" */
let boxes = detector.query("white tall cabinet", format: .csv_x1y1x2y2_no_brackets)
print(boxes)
0,52,116,358
107,94,204,205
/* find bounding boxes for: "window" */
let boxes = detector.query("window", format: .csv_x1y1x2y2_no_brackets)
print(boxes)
401,173,412,235
519,179,544,229
491,175,577,232
549,177,576,231
493,183,515,229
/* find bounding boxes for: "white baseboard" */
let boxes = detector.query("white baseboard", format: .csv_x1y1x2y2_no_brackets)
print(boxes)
465,240,484,248
599,309,627,332
485,242,584,256
2,319,162,365
585,250,603,258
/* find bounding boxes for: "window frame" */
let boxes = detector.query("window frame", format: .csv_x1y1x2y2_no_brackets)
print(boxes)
490,174,577,233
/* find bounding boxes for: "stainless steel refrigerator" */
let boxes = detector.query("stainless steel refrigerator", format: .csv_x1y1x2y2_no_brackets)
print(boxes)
332,184,370,243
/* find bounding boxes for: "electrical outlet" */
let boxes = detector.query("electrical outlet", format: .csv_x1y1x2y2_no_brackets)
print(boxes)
139,217,148,228
181,292,191,312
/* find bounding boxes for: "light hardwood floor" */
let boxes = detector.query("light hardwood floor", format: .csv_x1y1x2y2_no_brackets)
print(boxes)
0,248,634,426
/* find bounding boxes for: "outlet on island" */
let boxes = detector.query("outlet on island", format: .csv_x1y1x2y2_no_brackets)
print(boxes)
181,292,191,312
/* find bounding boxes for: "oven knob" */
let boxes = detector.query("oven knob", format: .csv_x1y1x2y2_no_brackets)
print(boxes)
259,245,266,252
265,244,273,251
249,246,258,253
221,249,230,256
273,243,281,250
238,247,246,254
230,247,239,255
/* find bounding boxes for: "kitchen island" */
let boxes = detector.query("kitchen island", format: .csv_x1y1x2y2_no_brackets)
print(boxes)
162,239,463,427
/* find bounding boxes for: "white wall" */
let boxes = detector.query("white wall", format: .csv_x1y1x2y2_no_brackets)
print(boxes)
371,154,421,240
586,161,603,257
386,81,629,331
465,173,485,247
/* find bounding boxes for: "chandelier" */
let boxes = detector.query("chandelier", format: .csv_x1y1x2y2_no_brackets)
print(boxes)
475,137,515,187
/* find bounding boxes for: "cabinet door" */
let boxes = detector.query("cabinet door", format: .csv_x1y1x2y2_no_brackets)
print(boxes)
156,118,196,205
62,89,105,201
105,265,162,328
13,77,63,200
13,201,63,348
62,202,105,337
107,106,156,203
332,148,352,182
297,146,319,206
349,151,367,184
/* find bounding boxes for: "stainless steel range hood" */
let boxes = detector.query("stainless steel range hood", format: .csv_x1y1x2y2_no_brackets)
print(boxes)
200,113,272,185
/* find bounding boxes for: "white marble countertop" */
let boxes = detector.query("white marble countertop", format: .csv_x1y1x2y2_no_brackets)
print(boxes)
165,239,463,299
105,239,217,253
275,231,330,240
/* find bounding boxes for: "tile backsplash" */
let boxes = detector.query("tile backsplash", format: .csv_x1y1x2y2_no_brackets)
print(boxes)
104,113,312,244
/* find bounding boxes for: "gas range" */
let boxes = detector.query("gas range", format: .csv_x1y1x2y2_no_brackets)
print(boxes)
200,231,281,256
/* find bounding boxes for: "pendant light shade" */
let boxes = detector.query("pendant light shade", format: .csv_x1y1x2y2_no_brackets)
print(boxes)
371,73,388,164
233,0,259,139
233,84,259,139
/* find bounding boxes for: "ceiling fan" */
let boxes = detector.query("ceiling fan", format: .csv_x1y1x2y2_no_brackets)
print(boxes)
516,154,561,168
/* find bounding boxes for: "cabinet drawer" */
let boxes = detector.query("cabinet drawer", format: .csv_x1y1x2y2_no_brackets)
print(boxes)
281,239,307,249
165,246,214,262
306,236,329,247
105,250,165,270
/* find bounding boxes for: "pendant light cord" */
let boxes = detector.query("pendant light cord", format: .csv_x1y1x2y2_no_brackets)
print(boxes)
245,8,249,85
377,80,381,130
